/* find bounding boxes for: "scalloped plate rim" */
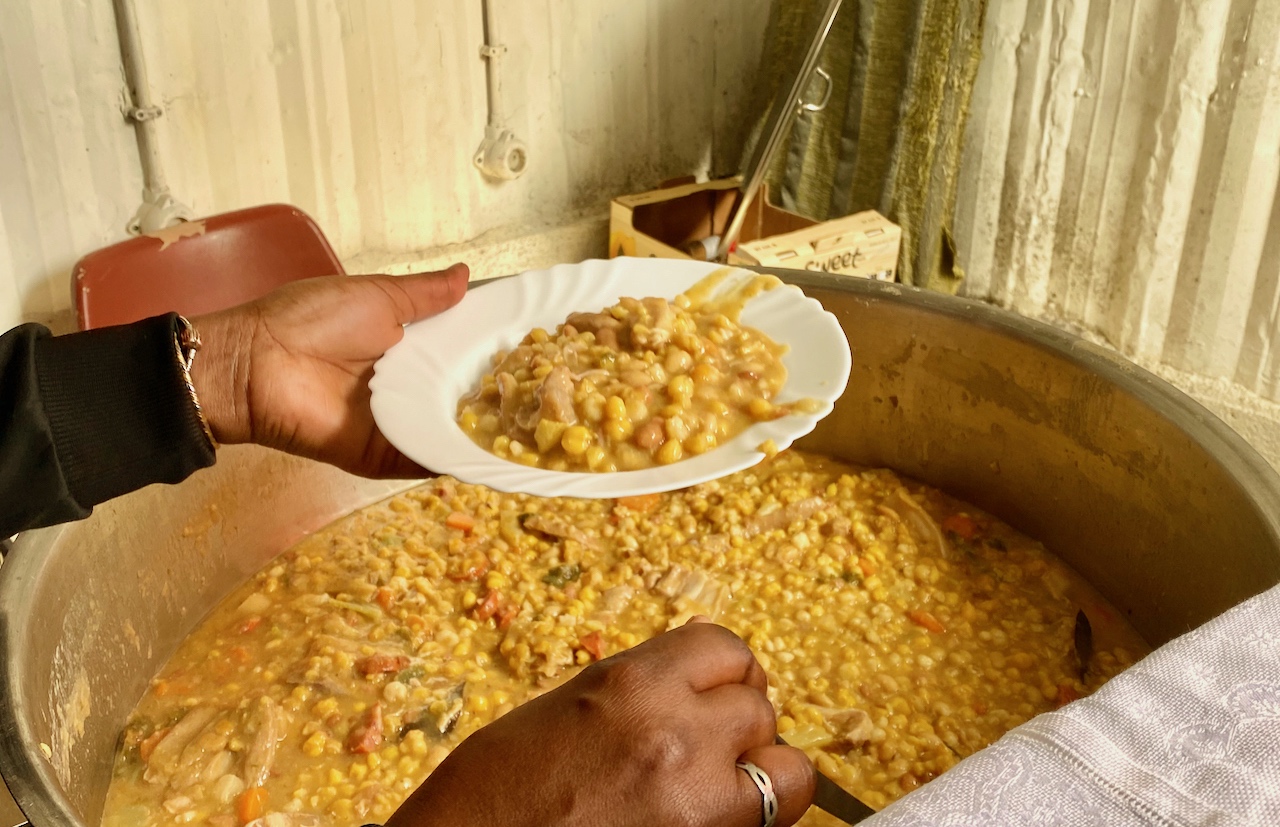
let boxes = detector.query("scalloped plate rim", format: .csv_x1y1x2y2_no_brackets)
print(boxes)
369,257,851,498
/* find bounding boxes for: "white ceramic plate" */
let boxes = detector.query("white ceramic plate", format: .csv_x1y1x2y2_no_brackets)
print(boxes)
370,257,851,498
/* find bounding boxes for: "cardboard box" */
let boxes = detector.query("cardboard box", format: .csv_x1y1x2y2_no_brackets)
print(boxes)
608,177,901,281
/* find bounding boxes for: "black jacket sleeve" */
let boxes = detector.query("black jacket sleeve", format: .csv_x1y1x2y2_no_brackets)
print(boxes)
0,313,216,537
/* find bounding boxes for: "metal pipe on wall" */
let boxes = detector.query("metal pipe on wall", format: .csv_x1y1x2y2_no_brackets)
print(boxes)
111,0,192,234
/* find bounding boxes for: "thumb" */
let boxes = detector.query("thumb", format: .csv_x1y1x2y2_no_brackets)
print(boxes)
365,263,471,325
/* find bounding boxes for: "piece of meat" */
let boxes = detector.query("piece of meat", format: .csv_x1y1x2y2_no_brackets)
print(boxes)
593,584,635,623
244,814,325,827
825,707,875,747
695,534,731,555
602,585,634,613
494,344,536,373
243,697,286,788
346,704,384,754
144,706,218,785
627,298,676,350
821,515,853,538
654,565,730,627
536,365,578,425
641,297,677,332
792,704,875,749
353,784,384,818
886,489,948,559
434,683,466,735
566,311,623,340
170,718,232,789
501,620,575,680
522,514,599,550
496,372,528,438
199,751,236,786
354,654,410,677
744,497,825,537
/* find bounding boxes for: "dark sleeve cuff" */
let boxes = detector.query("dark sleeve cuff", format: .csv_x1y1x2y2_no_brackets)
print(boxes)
33,313,216,513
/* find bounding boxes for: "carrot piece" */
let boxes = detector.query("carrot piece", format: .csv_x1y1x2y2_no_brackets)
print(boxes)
346,704,385,754
858,557,877,578
448,551,490,582
228,646,252,665
374,587,394,610
138,727,169,763
474,589,502,622
153,674,196,697
238,616,263,635
236,786,268,825
579,631,605,661
496,604,518,631
445,511,475,533
1056,683,1080,708
615,493,661,514
907,609,946,634
354,654,410,677
941,513,980,540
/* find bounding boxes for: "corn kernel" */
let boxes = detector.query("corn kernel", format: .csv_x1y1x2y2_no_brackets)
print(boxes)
605,395,627,420
561,425,593,456
535,419,569,453
685,433,717,455
604,418,634,443
657,440,683,465
691,364,719,385
668,375,695,402
302,732,327,757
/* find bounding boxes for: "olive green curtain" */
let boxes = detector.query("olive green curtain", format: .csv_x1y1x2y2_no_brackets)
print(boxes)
742,0,987,293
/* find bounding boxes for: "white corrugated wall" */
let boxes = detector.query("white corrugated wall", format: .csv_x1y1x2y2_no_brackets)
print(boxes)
0,0,772,331
5,0,1280,435
956,0,1280,404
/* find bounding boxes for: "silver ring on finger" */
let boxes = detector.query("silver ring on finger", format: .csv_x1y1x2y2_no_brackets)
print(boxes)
736,760,779,827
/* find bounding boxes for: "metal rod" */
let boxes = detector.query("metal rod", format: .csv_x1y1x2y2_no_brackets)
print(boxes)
715,0,844,262
111,0,167,194
480,0,505,127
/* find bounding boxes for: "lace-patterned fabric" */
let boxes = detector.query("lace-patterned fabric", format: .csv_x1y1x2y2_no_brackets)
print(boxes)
867,584,1280,826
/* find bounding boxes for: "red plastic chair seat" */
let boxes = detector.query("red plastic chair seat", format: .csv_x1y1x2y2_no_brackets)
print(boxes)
73,204,346,330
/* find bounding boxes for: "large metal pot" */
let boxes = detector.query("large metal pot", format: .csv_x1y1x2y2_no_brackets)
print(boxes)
3,270,1280,827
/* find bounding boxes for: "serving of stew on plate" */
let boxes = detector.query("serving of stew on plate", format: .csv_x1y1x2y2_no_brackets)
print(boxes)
455,272,820,473
102,451,1147,827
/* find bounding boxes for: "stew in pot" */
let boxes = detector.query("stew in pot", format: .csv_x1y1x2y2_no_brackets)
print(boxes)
102,451,1147,827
